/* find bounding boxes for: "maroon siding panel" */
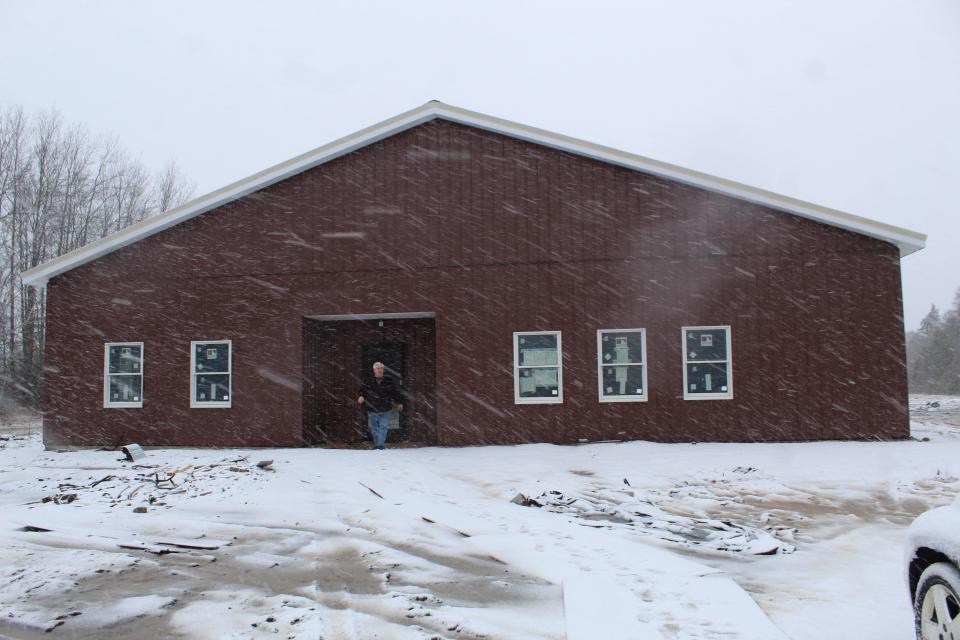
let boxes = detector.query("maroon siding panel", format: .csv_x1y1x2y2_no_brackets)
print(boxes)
42,119,909,447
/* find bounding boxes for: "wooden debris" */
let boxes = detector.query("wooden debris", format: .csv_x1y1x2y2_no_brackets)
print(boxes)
152,538,224,550
256,460,274,470
151,472,176,488
359,481,384,499
118,542,180,555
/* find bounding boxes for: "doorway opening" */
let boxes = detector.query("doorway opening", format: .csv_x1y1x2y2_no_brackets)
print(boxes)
302,314,436,446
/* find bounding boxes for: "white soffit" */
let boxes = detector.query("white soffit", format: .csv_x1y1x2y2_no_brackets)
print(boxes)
20,101,926,287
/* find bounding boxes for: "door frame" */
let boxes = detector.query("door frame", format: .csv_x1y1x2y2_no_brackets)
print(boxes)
302,312,437,446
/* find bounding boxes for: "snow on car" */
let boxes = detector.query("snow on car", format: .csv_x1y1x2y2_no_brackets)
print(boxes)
906,498,960,639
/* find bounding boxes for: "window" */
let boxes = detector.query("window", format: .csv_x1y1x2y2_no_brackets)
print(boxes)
104,342,144,408
682,326,732,400
514,331,562,404
191,340,232,408
597,329,647,402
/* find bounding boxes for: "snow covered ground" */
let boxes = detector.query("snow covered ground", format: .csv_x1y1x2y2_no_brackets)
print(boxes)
1,397,959,639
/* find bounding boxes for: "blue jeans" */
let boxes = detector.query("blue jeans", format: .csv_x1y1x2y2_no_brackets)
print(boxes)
367,411,390,447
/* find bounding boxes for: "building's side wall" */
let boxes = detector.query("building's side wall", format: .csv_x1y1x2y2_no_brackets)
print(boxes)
42,119,909,447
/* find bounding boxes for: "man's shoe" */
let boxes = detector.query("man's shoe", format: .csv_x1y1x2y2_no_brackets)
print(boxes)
374,445,385,450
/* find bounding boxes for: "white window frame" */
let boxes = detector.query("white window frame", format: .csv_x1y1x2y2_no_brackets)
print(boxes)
681,325,733,400
513,331,563,405
103,342,144,408
190,339,232,408
597,329,648,403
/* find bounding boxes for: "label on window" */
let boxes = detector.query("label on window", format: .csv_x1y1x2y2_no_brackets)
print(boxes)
206,348,218,360
700,335,713,347
551,389,558,395
690,384,696,391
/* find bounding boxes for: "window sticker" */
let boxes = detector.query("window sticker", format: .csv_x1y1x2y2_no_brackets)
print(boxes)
206,348,218,360
700,334,713,347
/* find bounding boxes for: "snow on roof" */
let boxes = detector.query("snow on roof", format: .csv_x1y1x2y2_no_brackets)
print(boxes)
20,100,926,287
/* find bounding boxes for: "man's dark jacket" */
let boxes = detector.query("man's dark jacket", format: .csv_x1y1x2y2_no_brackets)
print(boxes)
358,376,404,413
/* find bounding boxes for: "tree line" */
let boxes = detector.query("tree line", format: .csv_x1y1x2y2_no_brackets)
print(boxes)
907,289,960,394
0,105,194,410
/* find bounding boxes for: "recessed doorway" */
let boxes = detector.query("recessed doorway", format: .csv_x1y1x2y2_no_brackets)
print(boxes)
302,314,436,446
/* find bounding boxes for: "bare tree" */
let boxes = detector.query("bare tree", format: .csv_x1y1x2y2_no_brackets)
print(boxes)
0,105,195,409
154,160,196,213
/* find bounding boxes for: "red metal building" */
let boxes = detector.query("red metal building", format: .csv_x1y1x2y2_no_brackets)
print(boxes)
21,102,926,448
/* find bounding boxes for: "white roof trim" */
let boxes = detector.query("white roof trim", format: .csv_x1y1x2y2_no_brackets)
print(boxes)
21,101,926,287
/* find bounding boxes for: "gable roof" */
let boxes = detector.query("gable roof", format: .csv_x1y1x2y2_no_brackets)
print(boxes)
21,101,926,287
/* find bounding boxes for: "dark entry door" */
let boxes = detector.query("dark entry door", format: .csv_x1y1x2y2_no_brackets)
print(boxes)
360,342,406,441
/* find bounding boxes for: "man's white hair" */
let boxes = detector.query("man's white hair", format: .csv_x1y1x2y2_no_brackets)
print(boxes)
372,361,385,368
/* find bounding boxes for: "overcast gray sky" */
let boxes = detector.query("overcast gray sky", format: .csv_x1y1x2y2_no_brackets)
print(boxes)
2,1,957,329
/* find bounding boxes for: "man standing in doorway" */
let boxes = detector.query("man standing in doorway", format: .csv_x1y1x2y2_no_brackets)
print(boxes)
357,361,404,450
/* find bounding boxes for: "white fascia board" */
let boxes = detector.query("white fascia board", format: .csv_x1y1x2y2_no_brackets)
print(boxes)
20,101,926,288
